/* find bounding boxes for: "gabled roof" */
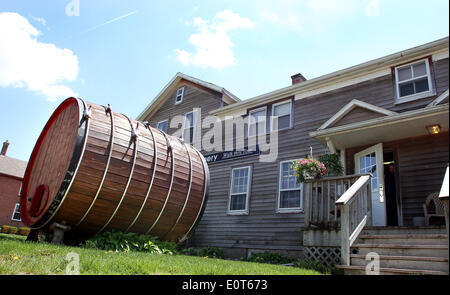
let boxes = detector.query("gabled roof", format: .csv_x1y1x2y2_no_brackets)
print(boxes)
0,155,27,179
318,99,398,130
309,103,449,149
136,72,240,121
210,36,449,117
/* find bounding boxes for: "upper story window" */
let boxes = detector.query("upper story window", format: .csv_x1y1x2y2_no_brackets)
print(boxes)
248,107,267,137
278,160,303,213
157,120,168,133
175,87,184,104
228,166,252,214
395,58,434,104
12,203,21,221
271,100,292,131
182,110,198,144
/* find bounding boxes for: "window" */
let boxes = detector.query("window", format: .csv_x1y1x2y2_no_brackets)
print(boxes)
278,160,303,212
395,59,434,103
228,166,252,214
11,203,21,221
271,100,292,131
175,87,184,104
182,110,198,144
157,120,168,133
248,107,267,137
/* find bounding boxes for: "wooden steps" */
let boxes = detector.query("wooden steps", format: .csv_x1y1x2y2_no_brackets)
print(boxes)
336,265,449,275
338,226,449,275
349,254,449,272
352,243,449,257
357,234,448,245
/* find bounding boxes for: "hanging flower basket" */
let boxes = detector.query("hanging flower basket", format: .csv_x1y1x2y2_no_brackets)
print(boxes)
292,158,327,183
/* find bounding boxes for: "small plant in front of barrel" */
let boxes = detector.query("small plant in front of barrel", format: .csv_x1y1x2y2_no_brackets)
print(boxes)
181,246,225,259
83,231,178,255
198,246,225,259
246,251,293,265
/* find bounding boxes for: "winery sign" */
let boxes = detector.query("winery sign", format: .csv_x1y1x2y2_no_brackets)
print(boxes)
204,147,260,164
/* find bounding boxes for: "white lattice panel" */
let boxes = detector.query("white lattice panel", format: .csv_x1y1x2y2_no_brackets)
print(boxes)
304,246,341,266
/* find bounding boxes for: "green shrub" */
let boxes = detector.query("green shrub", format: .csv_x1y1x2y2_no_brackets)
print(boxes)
293,259,335,275
181,247,199,256
246,251,293,265
18,227,31,236
8,226,19,234
318,153,344,177
181,246,225,259
83,231,178,255
198,246,225,259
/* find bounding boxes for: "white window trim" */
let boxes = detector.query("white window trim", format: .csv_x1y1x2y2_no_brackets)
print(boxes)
157,119,168,133
247,106,267,137
227,166,252,215
11,203,21,221
271,100,293,132
182,110,198,144
277,159,303,213
175,87,184,105
394,58,435,104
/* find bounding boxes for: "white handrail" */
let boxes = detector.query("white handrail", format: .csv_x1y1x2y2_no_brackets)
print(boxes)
339,174,372,266
336,174,371,205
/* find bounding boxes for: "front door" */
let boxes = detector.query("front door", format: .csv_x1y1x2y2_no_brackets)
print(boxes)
355,143,386,226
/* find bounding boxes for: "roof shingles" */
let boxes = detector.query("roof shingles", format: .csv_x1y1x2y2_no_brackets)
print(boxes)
0,155,27,179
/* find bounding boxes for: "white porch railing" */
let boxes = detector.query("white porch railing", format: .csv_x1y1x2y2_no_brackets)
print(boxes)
303,174,368,228
336,174,372,265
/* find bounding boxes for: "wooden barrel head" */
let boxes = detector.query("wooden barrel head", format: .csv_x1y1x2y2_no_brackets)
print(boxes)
20,97,87,228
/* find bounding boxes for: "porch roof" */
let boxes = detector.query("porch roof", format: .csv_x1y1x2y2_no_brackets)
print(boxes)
309,104,449,150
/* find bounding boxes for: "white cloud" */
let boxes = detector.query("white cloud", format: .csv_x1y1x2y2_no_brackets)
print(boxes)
175,49,192,65
30,15,47,27
0,12,78,101
365,0,381,16
175,10,254,70
258,0,377,34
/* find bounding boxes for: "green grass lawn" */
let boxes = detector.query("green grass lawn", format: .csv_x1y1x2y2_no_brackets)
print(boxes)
0,234,322,275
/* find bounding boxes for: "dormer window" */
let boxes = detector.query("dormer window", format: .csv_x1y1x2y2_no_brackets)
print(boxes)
175,87,184,104
395,58,434,104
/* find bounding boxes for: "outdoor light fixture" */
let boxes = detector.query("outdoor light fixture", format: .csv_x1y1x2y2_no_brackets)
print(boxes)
426,124,441,135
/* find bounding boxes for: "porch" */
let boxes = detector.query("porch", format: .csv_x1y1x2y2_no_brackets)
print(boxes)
301,170,449,275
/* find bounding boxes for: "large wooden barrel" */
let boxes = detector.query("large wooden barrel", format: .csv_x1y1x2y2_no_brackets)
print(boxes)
20,97,209,242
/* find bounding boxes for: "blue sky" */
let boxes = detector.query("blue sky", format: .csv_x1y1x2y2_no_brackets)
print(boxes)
0,0,449,161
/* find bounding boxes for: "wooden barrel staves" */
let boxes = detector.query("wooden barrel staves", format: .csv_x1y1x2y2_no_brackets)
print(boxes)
20,97,209,243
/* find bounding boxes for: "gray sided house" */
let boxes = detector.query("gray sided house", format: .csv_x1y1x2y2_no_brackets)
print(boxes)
138,37,449,274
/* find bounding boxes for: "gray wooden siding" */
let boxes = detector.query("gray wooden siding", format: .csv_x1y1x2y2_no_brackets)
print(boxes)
192,57,448,255
396,132,449,226
144,80,223,139
331,107,385,128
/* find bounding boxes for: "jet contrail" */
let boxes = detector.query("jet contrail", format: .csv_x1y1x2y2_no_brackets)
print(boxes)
62,10,138,41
